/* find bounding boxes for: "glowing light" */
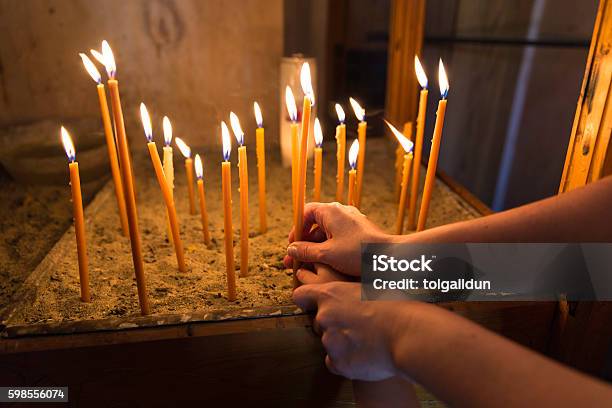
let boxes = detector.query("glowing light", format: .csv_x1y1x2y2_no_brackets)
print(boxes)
254,102,263,128
385,120,414,153
60,126,76,162
194,154,203,179
90,49,105,65
285,86,297,122
175,137,191,158
79,53,101,84
221,121,232,161
415,55,428,89
140,103,153,142
349,97,365,122
101,40,116,78
229,112,244,146
439,59,449,98
300,62,315,105
314,118,323,147
348,139,359,169
162,116,173,146
335,103,345,124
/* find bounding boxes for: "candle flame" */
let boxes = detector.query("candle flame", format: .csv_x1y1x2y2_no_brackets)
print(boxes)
175,137,191,159
438,59,449,98
162,116,173,146
79,53,101,84
229,112,244,146
285,86,297,122
300,62,315,106
348,139,359,169
314,118,323,147
415,55,428,89
194,153,203,179
335,103,345,123
139,103,153,142
60,126,76,162
349,97,365,122
90,49,105,65
384,120,414,153
221,121,232,161
101,40,116,78
254,102,263,128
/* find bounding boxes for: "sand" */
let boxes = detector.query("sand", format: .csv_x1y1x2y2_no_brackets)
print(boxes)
8,139,479,325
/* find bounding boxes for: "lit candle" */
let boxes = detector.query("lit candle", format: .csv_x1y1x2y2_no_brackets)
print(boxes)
417,59,449,232
293,63,314,285
140,103,186,272
61,126,90,302
221,121,237,301
230,112,249,277
254,102,267,233
394,122,413,201
285,86,299,219
162,116,175,243
347,139,359,207
194,154,211,247
386,121,414,235
349,97,367,208
99,40,149,315
409,56,429,230
313,118,323,201
175,137,196,215
334,104,346,203
79,53,129,237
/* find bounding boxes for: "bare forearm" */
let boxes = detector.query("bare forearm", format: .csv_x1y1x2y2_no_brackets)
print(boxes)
390,304,612,407
395,176,612,244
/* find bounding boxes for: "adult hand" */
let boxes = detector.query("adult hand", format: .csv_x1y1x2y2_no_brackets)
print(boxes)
296,263,351,285
284,202,390,276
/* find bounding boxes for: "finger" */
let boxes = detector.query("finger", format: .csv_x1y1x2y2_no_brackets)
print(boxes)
292,284,324,311
296,268,320,285
287,241,330,264
314,263,350,283
288,219,327,244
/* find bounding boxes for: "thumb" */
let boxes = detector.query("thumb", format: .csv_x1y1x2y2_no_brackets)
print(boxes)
287,241,329,264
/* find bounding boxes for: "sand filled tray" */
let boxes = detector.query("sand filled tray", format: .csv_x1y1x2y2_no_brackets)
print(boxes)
1,139,480,337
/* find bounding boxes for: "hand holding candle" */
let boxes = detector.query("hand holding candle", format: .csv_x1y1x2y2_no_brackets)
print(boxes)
409,56,429,229
386,121,414,235
221,122,237,301
254,102,267,233
417,59,449,232
334,104,346,203
349,97,367,208
61,127,90,302
313,118,323,202
175,137,196,215
140,103,186,272
194,154,211,247
347,139,359,207
230,112,249,277
285,86,299,219
79,53,128,237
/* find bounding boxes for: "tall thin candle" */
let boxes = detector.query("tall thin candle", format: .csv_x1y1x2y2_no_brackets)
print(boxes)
230,112,249,277
347,139,359,206
335,104,346,203
285,86,299,220
349,97,367,208
175,137,196,216
386,121,414,234
162,116,175,243
221,122,237,301
254,102,267,233
313,118,323,201
194,154,211,246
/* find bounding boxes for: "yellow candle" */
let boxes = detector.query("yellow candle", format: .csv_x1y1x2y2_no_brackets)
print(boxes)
140,104,186,272
417,60,449,232
221,121,237,301
61,127,90,302
386,121,414,235
347,139,360,206
162,116,175,243
394,122,413,201
409,56,430,230
230,112,249,277
79,53,128,237
313,118,323,202
194,154,211,246
102,41,149,315
293,63,314,284
334,104,346,203
286,86,299,220
175,137,196,215
254,102,267,233
350,97,367,208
